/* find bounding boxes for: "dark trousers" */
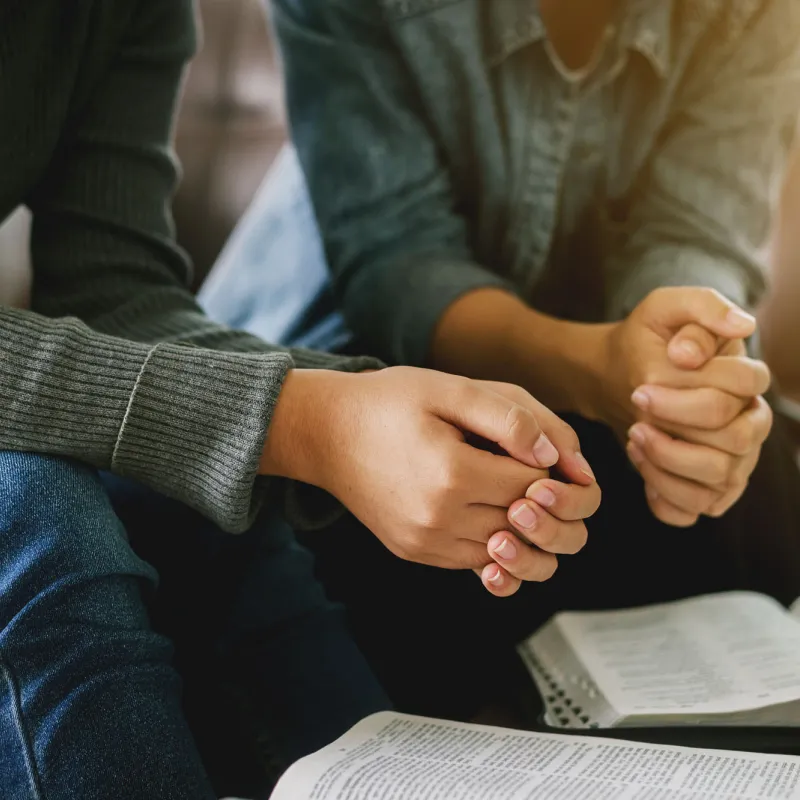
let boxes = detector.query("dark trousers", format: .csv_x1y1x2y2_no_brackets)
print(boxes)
298,413,800,722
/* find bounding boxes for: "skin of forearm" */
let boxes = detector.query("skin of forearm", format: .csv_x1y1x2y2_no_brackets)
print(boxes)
430,289,612,420
259,369,354,485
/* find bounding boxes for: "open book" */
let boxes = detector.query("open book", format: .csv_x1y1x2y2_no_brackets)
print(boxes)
271,711,800,799
519,591,800,729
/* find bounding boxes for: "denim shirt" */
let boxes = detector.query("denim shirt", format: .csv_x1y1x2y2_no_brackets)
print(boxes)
272,0,800,366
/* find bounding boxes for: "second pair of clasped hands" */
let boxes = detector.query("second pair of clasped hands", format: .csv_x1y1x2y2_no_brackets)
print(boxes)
262,288,772,598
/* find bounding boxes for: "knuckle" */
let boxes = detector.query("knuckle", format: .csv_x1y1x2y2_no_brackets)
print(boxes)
572,524,589,554
744,365,765,397
414,494,444,532
391,540,413,561
540,554,559,581
533,519,559,551
503,403,531,442
651,497,694,528
452,381,477,412
402,530,428,557
699,287,723,304
498,381,529,404
586,484,603,516
662,509,699,528
731,418,755,456
708,481,747,518
531,553,558,582
725,456,743,487
642,367,664,387
439,464,462,495
710,456,733,489
687,487,719,515
556,418,580,450
710,396,736,428
729,477,749,502
467,554,488,571
393,535,421,562
436,452,464,495
706,501,729,519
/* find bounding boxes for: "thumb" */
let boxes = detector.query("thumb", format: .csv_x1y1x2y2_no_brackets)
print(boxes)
470,380,596,486
645,287,756,341
432,381,558,470
667,323,723,370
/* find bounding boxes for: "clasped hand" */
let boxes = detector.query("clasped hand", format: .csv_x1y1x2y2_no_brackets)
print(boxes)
605,288,772,527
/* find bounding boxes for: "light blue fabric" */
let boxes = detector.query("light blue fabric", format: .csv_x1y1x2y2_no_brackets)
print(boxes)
202,0,800,364
199,148,351,351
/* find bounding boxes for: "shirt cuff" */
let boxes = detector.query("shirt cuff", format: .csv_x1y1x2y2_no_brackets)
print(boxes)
608,246,761,321
348,256,516,366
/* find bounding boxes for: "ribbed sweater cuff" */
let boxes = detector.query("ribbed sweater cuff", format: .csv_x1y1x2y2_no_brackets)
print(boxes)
288,347,384,373
111,343,292,533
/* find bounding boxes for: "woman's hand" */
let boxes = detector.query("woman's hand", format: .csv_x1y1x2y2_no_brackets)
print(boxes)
261,367,597,584
477,476,602,597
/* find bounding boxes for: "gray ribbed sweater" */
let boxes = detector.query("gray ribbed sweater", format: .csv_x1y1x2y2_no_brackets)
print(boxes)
0,0,377,533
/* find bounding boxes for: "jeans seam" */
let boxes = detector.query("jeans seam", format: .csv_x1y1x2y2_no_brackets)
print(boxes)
0,656,45,800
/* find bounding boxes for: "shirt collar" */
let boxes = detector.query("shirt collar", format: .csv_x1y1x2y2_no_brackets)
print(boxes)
486,0,673,76
485,2,546,67
618,0,674,78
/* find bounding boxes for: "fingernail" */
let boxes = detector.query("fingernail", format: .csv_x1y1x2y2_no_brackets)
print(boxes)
631,389,651,410
627,442,644,466
726,308,756,332
530,486,556,508
511,503,537,530
487,566,504,586
575,451,595,481
493,537,517,561
676,340,701,361
628,424,647,446
533,433,558,466
646,485,659,502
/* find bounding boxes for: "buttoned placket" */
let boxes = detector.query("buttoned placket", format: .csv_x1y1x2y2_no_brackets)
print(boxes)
514,24,621,296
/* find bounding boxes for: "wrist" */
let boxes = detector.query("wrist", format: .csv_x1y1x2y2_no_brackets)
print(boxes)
259,369,355,488
507,309,614,420
573,321,617,423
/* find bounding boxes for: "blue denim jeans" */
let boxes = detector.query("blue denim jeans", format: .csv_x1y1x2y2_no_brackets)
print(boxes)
0,451,389,800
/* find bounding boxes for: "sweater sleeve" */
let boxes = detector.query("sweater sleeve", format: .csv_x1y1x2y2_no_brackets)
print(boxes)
8,0,379,533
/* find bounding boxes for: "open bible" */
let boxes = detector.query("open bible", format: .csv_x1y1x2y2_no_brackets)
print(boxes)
519,591,800,729
270,711,800,799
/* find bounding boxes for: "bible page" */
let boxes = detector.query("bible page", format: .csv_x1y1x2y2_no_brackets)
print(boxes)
270,711,800,800
556,592,800,718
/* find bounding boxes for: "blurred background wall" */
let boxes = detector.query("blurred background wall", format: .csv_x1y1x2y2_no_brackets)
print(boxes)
173,0,286,285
